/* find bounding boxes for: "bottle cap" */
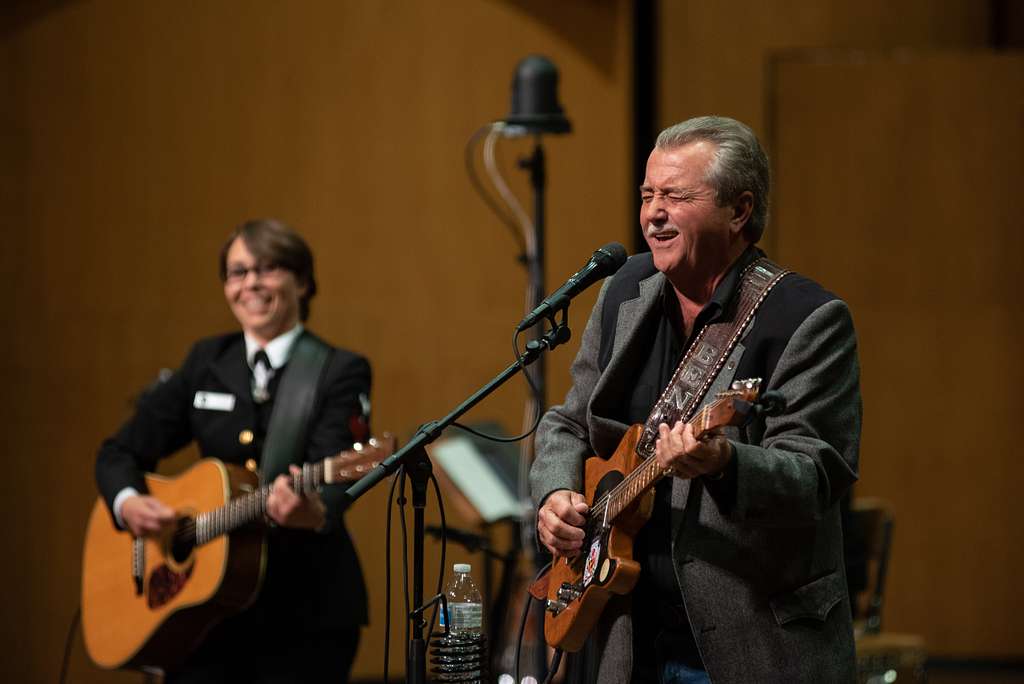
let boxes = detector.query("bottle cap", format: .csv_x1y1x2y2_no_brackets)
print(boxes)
453,563,471,573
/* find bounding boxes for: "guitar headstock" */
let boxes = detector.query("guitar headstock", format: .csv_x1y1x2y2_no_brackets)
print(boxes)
693,378,763,439
727,377,761,402
324,433,397,483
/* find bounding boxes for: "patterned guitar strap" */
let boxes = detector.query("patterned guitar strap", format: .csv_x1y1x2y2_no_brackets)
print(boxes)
634,257,791,459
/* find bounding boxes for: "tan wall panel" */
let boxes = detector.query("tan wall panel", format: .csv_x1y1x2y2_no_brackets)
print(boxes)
0,0,633,680
656,0,991,256
658,0,989,133
771,51,1024,657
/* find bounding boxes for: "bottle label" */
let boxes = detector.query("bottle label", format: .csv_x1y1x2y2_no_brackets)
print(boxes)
449,602,482,631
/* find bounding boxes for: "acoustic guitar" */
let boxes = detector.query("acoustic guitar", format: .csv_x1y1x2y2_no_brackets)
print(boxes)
534,379,769,652
81,434,394,670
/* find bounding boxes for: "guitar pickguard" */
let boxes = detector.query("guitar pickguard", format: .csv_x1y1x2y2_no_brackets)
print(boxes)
147,563,194,609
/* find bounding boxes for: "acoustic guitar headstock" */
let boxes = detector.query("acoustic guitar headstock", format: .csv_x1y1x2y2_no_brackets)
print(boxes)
324,433,397,483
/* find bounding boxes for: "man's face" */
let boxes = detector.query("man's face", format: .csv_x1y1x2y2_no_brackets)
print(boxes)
223,237,306,344
639,142,740,283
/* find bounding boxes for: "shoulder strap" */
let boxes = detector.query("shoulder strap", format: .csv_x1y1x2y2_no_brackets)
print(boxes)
260,332,333,485
635,257,790,459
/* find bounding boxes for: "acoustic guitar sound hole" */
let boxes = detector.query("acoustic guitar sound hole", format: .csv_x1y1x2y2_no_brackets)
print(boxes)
170,516,196,564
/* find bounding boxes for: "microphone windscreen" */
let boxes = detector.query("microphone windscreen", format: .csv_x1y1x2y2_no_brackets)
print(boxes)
595,242,628,272
505,55,572,135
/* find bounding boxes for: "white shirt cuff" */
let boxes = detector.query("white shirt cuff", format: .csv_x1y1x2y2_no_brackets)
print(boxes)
112,487,140,529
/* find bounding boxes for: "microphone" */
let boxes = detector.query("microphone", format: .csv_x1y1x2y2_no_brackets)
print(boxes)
503,55,572,136
516,243,628,332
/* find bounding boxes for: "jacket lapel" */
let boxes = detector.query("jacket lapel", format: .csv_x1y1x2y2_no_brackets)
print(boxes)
208,335,251,404
588,270,666,457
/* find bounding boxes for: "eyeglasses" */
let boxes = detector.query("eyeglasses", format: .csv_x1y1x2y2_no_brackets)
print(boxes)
224,263,282,282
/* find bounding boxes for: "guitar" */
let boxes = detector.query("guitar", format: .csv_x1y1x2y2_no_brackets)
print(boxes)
535,380,767,652
81,434,395,670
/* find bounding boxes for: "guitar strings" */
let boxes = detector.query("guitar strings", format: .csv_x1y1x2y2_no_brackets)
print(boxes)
170,461,326,545
580,262,775,531
585,399,721,531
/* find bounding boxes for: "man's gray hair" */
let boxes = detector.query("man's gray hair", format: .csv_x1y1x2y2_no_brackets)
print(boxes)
656,116,770,243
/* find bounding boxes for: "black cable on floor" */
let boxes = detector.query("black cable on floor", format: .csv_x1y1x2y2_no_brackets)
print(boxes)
59,606,80,684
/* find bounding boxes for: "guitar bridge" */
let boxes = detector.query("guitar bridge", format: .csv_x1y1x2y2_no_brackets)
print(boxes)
132,536,145,596
545,599,567,615
546,582,584,616
557,582,583,602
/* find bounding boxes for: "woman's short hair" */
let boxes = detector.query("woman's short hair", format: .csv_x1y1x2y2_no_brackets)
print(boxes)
218,218,317,321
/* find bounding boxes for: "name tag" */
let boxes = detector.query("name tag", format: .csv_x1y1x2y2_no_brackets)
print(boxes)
193,391,236,412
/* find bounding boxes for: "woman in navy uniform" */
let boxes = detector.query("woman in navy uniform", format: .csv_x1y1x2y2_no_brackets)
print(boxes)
96,219,370,683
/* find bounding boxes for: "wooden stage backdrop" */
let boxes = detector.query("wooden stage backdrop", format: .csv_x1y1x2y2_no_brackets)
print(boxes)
2,0,1022,681
0,1,633,681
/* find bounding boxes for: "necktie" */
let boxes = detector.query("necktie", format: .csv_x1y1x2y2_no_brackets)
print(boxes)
252,349,273,403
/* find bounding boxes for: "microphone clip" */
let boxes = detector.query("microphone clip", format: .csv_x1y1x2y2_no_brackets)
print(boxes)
524,307,572,355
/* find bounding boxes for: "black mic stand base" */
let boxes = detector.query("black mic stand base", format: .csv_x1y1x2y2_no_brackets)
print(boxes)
406,446,432,684
341,318,572,684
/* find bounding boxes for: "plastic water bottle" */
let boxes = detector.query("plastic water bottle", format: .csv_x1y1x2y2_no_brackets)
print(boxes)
442,563,483,634
432,562,487,682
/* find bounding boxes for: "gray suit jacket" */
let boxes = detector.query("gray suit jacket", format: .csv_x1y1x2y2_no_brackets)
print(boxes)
530,253,860,683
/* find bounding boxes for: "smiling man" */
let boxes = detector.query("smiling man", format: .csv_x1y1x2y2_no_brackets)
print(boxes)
531,117,861,683
95,219,370,682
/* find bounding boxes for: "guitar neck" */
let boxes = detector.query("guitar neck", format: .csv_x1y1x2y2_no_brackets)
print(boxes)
592,380,760,525
596,402,720,524
192,461,329,545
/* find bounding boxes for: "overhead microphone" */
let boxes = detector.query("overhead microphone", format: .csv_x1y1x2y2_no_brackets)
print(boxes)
503,55,572,136
516,243,628,332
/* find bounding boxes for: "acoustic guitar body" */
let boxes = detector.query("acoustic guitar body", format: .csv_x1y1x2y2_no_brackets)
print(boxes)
81,459,266,670
544,423,653,651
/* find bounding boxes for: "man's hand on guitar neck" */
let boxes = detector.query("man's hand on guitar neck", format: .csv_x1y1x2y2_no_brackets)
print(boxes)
121,495,176,538
538,489,589,559
267,464,328,531
655,420,732,480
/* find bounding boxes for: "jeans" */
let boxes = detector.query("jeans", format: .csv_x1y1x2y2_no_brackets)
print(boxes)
659,660,711,684
655,629,711,684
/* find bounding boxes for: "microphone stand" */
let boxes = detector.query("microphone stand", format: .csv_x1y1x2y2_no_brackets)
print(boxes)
519,137,547,410
341,316,572,684
518,134,554,681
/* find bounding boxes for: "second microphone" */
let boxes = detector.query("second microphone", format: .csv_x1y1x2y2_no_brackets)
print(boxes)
516,243,628,332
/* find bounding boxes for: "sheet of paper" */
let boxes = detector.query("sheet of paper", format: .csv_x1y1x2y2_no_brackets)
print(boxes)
430,435,524,523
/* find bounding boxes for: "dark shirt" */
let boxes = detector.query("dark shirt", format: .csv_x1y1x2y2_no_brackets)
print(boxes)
619,247,760,672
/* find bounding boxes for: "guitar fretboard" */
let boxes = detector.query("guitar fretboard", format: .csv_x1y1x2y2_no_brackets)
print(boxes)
588,399,723,528
177,461,326,546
